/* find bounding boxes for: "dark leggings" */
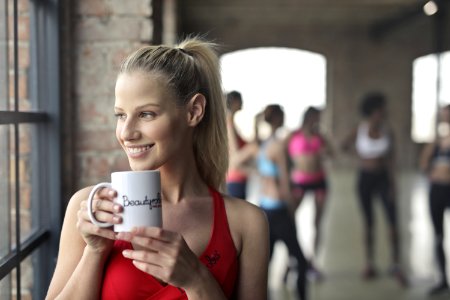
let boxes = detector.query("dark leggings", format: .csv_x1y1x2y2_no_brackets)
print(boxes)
357,169,399,264
263,206,307,300
226,181,247,200
429,183,450,284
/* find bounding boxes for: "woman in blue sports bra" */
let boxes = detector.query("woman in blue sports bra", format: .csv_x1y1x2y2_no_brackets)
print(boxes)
257,104,308,300
420,104,450,295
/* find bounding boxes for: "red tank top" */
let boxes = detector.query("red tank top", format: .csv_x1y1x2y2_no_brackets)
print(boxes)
101,188,238,299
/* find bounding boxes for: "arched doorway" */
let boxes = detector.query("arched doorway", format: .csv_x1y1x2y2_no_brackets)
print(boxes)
221,47,327,140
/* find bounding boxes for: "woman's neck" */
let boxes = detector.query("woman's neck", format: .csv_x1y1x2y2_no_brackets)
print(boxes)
159,155,209,204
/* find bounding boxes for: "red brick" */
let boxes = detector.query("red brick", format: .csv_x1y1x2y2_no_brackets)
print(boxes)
7,13,30,41
8,73,28,103
76,0,111,17
18,16,29,41
17,0,29,14
77,97,115,127
19,124,31,153
75,17,150,42
76,129,120,152
108,0,152,16
20,185,31,210
79,154,113,181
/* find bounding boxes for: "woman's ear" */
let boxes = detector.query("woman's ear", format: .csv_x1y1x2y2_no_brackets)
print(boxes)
186,93,206,127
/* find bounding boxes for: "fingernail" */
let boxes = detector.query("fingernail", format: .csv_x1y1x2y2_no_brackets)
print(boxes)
108,190,116,197
113,216,121,223
113,204,122,212
122,250,130,257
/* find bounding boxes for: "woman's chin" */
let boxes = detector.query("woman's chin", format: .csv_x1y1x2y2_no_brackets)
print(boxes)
129,161,158,172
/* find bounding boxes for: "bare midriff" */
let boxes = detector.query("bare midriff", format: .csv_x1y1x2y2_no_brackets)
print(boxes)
359,157,389,171
260,176,281,201
292,154,323,173
429,163,450,184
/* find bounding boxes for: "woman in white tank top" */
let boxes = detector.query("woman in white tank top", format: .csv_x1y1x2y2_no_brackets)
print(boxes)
341,91,407,287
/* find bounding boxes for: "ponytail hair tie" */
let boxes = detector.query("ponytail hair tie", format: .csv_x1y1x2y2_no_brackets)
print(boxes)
178,48,192,57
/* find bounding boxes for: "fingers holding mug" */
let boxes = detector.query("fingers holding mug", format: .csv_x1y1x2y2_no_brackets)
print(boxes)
87,183,117,228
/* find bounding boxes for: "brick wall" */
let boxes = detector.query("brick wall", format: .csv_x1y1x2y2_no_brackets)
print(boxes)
72,0,154,188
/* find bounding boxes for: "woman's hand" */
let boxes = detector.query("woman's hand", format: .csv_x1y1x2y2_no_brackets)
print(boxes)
77,188,122,254
117,227,204,290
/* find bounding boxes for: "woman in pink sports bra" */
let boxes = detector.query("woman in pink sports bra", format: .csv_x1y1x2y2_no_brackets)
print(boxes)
46,38,269,300
287,106,333,280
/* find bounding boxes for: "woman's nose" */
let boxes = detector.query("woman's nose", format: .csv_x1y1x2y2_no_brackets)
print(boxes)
121,119,140,141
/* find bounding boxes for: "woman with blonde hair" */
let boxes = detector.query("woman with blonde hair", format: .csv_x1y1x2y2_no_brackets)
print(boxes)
46,38,269,299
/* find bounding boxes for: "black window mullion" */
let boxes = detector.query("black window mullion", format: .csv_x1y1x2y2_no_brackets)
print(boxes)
12,0,21,298
14,124,21,300
0,111,48,124
0,228,50,280
13,0,18,112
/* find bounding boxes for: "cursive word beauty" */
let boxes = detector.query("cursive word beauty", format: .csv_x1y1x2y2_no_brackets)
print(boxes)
122,192,162,210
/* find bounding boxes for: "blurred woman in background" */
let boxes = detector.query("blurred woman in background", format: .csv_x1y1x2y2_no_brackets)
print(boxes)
257,104,308,299
420,104,450,295
226,91,250,200
341,92,407,287
287,106,333,280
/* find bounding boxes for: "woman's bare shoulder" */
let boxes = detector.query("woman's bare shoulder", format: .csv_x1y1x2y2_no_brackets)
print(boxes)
64,186,96,215
223,195,265,219
223,195,268,240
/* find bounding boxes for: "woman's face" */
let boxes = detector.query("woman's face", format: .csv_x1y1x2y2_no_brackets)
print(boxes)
114,72,190,171
369,106,385,125
229,98,242,113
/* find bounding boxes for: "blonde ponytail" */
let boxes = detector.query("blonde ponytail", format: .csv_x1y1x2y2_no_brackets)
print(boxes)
177,38,228,191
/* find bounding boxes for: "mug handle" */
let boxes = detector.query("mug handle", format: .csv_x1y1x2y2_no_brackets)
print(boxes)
87,182,114,228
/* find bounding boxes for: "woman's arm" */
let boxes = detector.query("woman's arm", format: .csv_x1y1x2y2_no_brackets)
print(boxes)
46,187,118,300
273,141,291,201
230,200,269,299
227,112,239,154
419,142,436,173
321,134,335,159
341,127,357,153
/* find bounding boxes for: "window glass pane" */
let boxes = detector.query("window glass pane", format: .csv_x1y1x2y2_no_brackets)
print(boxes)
7,0,14,111
0,270,12,300
0,0,8,110
17,0,31,112
20,255,34,299
0,124,14,258
2,0,32,111
411,52,450,143
19,123,39,241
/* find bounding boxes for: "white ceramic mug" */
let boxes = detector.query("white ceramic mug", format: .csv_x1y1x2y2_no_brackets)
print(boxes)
87,170,162,232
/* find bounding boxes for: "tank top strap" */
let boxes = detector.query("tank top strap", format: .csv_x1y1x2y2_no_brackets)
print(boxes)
208,187,232,238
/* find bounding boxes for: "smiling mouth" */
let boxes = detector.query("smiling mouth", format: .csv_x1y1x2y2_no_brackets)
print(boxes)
126,144,154,155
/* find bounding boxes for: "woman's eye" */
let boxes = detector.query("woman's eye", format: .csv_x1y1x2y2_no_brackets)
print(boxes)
139,112,156,119
114,113,126,120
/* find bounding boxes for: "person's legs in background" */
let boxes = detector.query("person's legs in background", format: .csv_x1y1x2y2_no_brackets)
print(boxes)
428,183,450,295
357,170,377,278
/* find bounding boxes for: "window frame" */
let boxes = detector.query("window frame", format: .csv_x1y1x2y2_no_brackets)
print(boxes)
0,0,61,299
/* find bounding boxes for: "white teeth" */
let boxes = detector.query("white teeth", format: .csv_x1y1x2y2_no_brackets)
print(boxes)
127,145,151,154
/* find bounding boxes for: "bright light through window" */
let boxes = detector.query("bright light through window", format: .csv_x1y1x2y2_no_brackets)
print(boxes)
412,52,450,143
221,48,326,140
